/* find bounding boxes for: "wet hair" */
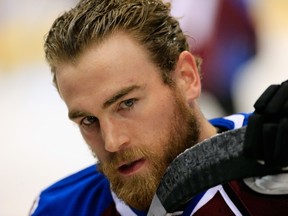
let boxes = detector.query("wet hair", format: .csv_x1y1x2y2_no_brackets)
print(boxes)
44,0,201,88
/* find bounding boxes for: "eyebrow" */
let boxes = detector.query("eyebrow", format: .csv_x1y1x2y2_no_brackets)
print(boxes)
68,110,91,120
103,85,141,109
68,85,141,120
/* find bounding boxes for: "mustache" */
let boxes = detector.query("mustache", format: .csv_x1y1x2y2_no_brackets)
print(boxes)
98,147,150,171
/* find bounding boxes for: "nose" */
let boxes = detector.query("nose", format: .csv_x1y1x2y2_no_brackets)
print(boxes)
101,117,130,152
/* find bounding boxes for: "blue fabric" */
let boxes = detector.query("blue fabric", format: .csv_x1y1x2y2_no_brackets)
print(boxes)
182,191,206,216
31,165,113,216
209,113,251,130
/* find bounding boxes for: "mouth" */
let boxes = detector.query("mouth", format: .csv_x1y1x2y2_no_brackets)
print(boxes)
118,158,145,176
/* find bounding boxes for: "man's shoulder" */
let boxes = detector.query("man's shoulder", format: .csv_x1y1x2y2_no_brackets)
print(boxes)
42,164,106,193
30,165,115,216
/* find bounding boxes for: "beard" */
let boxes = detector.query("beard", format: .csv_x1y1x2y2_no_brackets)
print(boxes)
96,92,200,211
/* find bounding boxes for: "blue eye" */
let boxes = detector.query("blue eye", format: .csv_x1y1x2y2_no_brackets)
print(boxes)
81,116,98,127
119,98,136,110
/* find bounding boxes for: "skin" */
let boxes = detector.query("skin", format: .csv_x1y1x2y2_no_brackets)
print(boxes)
55,32,217,209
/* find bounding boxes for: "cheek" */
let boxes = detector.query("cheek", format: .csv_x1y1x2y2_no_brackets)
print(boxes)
149,102,175,130
138,104,174,144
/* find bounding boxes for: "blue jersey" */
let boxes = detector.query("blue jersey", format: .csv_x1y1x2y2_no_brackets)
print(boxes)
30,113,288,215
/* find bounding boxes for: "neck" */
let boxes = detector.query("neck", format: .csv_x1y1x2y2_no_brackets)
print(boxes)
194,102,218,142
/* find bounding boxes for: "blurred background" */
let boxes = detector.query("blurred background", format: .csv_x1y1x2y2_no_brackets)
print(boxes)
0,0,287,215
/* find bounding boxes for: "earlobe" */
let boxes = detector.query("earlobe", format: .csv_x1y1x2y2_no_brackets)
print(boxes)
174,51,201,102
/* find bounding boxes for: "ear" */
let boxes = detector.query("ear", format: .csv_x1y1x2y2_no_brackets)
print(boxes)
173,51,201,104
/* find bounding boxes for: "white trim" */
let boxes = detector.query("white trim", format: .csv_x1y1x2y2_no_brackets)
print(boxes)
111,191,138,216
190,185,242,216
218,185,242,216
224,114,245,129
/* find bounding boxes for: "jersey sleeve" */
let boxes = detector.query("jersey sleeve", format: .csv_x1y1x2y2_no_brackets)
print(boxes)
29,165,116,216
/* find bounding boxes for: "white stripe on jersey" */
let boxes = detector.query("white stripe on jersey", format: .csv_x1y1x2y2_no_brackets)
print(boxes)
190,185,242,216
111,191,138,216
224,114,245,129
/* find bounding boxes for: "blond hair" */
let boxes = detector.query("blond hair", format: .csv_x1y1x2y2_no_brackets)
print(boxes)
44,0,200,87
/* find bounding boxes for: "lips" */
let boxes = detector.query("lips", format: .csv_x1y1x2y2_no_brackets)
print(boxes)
118,158,145,176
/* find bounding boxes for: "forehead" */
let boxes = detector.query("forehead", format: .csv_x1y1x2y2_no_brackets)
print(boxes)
55,32,163,105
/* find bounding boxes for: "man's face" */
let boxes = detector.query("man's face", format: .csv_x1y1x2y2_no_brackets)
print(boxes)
56,32,200,210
